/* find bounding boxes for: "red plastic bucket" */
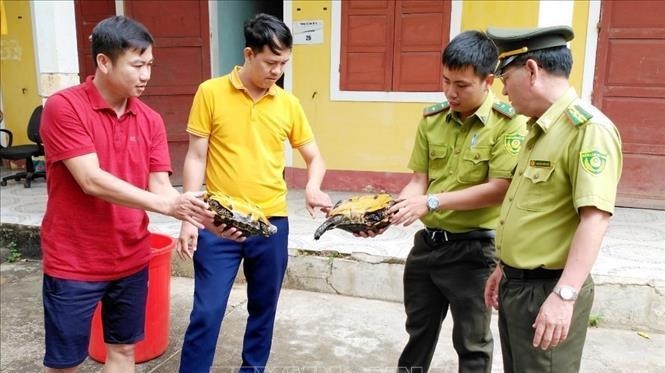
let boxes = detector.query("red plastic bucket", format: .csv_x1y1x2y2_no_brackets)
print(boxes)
88,233,175,363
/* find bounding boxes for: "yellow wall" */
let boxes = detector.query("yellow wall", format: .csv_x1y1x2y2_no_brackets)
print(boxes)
462,1,539,29
570,0,590,94
0,0,41,145
290,0,590,173
461,0,539,98
291,0,423,172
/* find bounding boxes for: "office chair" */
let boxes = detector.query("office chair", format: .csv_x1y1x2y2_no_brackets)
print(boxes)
0,105,46,188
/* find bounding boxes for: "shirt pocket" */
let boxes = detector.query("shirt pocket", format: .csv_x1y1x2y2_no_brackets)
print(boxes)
428,145,449,180
457,146,491,184
516,164,556,212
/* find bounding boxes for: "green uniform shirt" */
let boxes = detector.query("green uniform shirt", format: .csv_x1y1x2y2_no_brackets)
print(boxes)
408,91,527,232
496,88,623,269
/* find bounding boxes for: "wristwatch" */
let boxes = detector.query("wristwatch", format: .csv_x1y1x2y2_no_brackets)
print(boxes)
553,285,578,301
426,194,439,212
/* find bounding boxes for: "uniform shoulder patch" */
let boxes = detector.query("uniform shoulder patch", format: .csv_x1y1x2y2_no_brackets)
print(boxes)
565,104,593,127
580,150,607,175
492,101,515,118
423,101,450,117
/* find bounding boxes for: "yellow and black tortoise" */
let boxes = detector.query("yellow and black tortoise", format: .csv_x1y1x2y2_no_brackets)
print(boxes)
314,193,396,240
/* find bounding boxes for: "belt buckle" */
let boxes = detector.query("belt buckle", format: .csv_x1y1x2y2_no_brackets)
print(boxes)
429,229,448,242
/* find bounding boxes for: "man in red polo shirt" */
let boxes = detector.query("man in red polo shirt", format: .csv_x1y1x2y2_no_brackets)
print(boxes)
39,16,212,373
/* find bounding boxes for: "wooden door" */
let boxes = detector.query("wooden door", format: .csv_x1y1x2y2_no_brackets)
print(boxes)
74,0,210,185
124,0,210,185
593,1,665,209
74,0,115,81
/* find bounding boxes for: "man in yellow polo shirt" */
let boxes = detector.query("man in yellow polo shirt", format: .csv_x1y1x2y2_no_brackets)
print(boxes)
363,31,527,372
483,26,623,373
176,14,332,373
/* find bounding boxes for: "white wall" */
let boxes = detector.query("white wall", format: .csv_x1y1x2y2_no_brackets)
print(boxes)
31,0,80,97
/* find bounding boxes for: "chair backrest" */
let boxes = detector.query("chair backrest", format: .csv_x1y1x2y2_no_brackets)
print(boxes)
27,105,43,144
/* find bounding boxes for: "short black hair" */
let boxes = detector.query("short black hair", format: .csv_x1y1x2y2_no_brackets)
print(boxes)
507,46,573,78
442,30,498,78
244,13,293,55
90,16,154,67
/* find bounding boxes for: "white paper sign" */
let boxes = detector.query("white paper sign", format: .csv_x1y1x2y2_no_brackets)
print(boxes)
293,20,323,45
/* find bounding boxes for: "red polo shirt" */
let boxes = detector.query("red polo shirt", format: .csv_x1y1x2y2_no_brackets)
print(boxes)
40,76,172,281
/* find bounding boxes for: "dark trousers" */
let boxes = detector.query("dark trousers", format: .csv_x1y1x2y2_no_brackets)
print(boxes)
398,229,496,373
179,217,289,373
498,275,594,373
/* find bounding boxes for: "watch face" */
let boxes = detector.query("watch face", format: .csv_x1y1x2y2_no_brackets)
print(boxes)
427,196,438,210
559,287,575,300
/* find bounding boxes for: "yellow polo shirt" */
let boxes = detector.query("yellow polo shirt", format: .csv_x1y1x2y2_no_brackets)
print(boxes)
187,66,314,216
496,88,623,269
408,91,528,232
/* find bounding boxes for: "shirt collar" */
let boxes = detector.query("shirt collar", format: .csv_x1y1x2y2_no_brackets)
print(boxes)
473,90,495,126
229,66,278,96
445,90,495,126
83,75,137,115
533,86,577,133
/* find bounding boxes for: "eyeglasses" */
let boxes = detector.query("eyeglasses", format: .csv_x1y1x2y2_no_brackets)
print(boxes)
497,62,542,84
497,66,523,84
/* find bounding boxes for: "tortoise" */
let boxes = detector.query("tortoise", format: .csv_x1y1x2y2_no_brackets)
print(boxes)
313,193,397,240
204,192,277,237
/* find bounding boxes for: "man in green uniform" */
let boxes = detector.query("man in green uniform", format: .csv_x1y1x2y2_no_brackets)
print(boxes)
362,31,527,372
483,26,623,373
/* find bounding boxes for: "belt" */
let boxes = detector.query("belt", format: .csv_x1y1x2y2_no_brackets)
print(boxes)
501,263,563,280
424,228,495,244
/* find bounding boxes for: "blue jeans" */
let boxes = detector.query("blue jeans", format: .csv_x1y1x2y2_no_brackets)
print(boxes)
179,217,289,373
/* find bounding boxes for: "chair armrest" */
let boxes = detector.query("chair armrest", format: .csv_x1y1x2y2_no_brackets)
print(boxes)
0,128,13,147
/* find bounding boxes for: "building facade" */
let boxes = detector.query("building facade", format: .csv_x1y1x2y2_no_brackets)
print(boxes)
1,0,663,208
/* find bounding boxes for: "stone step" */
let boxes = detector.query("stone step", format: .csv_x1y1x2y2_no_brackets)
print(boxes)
171,248,665,334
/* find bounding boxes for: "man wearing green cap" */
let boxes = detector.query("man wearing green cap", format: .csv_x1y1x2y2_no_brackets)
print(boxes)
483,25,623,372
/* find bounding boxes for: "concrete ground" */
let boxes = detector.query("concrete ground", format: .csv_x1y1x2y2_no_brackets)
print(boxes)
1,170,664,372
1,260,664,373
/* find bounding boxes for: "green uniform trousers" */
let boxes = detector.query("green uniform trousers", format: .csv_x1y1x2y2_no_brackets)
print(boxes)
398,229,496,373
498,275,594,373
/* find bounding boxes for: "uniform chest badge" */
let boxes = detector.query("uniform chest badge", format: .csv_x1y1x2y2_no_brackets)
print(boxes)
504,134,525,155
530,160,551,167
470,133,478,147
580,150,607,175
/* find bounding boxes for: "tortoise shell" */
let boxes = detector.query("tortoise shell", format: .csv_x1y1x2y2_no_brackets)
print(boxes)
204,192,277,237
313,193,396,240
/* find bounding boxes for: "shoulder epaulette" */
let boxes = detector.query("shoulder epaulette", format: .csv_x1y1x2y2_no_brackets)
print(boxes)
565,104,593,127
423,101,450,117
492,101,515,118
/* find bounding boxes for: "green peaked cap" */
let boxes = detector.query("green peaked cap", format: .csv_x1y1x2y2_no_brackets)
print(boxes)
487,25,574,73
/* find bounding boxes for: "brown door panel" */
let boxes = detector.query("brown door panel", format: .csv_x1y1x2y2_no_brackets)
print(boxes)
74,0,116,81
124,0,210,185
593,1,665,208
618,155,665,209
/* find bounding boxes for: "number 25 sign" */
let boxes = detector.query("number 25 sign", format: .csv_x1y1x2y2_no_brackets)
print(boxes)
293,20,323,45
